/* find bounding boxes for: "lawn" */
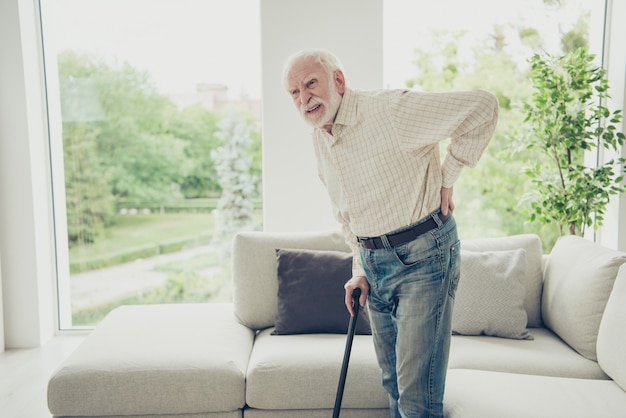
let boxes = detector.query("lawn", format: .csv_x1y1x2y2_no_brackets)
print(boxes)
68,212,233,325
69,212,216,273
72,250,233,326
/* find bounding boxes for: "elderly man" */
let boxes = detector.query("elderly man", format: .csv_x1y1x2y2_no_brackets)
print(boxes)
283,49,498,418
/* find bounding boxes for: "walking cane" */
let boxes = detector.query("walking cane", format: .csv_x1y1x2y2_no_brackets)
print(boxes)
332,287,362,418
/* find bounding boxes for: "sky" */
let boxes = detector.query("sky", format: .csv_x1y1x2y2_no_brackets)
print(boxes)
51,0,601,100
53,0,262,99
382,0,602,89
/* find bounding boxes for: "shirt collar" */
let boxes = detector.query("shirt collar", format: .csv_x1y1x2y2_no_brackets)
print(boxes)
314,88,358,143
333,87,358,128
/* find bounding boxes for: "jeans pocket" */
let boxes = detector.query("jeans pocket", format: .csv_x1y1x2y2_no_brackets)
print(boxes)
393,233,438,266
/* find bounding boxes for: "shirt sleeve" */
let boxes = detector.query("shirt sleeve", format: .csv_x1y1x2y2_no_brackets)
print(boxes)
322,173,366,277
336,212,367,278
391,89,499,187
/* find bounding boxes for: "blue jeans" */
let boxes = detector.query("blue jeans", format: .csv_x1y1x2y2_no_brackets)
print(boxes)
360,211,460,418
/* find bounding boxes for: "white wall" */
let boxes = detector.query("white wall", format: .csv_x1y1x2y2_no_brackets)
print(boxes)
260,0,383,232
0,0,56,348
0,256,3,352
599,0,626,251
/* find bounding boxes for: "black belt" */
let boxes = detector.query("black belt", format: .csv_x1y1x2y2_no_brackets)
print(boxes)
358,213,449,250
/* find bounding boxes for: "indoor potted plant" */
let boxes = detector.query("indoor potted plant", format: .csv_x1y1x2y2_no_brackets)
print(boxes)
520,47,625,236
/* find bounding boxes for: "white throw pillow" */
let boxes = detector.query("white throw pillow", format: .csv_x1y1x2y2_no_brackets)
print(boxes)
542,235,626,360
453,249,532,340
597,264,626,391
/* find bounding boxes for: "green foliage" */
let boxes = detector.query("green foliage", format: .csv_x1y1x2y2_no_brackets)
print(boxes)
72,253,231,326
408,27,542,242
407,30,465,91
169,104,222,198
405,5,614,251
561,14,589,54
57,51,262,248
520,48,626,236
211,110,261,237
68,212,215,273
62,122,116,244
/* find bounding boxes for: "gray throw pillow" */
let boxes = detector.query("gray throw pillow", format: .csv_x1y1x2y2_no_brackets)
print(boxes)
453,249,532,340
273,248,371,335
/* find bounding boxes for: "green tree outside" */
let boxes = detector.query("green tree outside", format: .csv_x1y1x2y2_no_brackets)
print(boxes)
405,6,592,251
58,51,261,250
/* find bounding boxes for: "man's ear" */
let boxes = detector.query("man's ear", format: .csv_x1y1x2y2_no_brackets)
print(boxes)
334,69,346,94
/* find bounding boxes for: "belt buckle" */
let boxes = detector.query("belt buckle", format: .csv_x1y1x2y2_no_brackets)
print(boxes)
359,236,381,250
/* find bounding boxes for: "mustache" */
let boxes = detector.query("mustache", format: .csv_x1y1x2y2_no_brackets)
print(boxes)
300,97,326,115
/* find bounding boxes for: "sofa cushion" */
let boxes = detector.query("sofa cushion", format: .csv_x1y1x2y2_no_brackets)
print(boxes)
449,328,607,379
444,369,626,418
461,234,543,327
453,249,531,339
597,264,626,391
273,248,371,335
244,410,390,418
542,235,626,360
47,304,253,417
232,230,350,330
246,328,388,410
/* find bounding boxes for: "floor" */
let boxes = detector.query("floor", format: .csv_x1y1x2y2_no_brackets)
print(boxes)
0,334,87,418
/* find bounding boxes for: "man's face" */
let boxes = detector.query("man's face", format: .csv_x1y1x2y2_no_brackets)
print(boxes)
286,57,345,131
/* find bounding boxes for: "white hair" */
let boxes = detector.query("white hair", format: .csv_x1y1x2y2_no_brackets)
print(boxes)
282,48,345,91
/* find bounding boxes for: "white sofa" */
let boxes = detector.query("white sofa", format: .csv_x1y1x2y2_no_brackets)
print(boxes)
47,230,626,417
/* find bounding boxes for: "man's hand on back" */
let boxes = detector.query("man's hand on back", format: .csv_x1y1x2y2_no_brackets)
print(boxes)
441,187,454,216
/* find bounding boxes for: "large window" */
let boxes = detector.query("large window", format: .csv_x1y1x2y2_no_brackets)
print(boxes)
43,0,262,329
43,0,612,330
384,0,607,248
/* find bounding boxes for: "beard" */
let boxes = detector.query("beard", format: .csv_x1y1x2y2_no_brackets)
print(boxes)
299,81,343,129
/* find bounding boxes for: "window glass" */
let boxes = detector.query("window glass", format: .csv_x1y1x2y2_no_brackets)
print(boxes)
384,0,606,249
45,0,262,328
44,0,609,328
